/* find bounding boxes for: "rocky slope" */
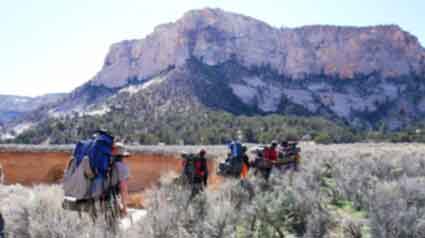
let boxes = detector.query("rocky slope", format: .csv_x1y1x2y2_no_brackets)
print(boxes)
7,8,425,140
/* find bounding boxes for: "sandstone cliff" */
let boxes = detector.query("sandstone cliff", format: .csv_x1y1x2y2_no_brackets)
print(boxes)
92,8,425,88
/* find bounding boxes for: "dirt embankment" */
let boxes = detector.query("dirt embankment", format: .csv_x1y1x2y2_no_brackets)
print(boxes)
0,150,222,192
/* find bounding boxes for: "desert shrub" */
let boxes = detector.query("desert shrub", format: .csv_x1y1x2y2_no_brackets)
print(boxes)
342,220,363,238
3,143,425,237
0,185,123,238
251,164,332,238
368,177,425,238
129,179,247,238
130,160,332,238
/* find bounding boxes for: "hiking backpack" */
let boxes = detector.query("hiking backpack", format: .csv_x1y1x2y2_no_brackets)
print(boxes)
73,131,114,178
217,142,244,177
218,156,243,177
229,141,243,158
182,153,196,179
63,131,114,200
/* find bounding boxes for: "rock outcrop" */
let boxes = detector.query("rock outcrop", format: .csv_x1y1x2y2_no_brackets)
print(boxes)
92,8,425,88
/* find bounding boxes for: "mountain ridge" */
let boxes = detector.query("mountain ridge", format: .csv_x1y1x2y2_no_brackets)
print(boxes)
0,93,66,123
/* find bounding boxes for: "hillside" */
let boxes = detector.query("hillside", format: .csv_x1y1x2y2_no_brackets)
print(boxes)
0,93,66,124
3,8,425,143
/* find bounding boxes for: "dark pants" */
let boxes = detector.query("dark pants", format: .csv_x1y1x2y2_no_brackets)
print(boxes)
0,213,4,238
262,168,272,181
190,176,207,199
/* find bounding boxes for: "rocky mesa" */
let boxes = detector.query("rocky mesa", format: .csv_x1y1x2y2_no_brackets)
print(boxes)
93,8,425,88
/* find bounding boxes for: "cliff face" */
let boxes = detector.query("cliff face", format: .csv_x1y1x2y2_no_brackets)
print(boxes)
92,8,425,88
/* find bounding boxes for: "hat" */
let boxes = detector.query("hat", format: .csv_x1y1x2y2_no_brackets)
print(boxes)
113,142,131,157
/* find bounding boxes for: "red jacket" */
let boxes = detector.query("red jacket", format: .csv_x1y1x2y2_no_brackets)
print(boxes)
182,157,208,177
264,147,278,161
194,160,206,177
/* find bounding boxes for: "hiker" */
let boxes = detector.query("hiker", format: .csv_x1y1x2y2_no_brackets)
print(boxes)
181,149,208,197
0,213,3,238
193,149,208,194
280,141,301,173
263,141,278,180
63,130,128,227
279,141,289,158
198,149,209,188
110,143,131,217
240,145,250,179
218,141,245,177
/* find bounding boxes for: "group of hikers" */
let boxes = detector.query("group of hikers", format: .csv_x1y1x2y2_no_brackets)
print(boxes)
0,130,301,234
181,140,301,197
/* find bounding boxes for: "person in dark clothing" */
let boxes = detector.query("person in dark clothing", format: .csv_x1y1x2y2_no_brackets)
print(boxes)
195,149,208,189
0,212,4,238
184,149,209,199
240,146,250,179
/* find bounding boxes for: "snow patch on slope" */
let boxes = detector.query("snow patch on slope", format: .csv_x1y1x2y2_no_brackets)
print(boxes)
120,85,144,95
142,75,166,89
14,123,34,134
119,75,167,96
48,109,65,118
1,122,34,140
1,133,14,140
84,105,111,116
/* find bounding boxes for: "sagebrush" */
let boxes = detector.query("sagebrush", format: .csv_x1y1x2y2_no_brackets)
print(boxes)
2,143,425,237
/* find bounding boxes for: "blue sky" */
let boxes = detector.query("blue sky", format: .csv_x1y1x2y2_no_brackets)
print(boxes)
1,0,424,96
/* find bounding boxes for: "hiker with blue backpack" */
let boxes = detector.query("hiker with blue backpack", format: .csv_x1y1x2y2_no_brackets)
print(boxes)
218,141,249,178
63,130,130,227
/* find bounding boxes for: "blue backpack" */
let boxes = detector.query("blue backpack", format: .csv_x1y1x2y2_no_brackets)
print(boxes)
228,141,242,158
73,131,114,178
